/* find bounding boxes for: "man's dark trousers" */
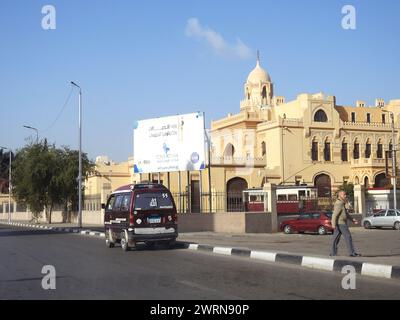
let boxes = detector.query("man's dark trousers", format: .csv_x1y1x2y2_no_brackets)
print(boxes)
331,224,356,256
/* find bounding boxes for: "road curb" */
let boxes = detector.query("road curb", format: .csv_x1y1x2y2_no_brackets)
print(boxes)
180,241,400,281
1,221,105,238
2,221,399,281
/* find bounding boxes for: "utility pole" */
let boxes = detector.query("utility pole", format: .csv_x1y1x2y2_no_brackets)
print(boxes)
71,81,83,228
390,113,397,211
383,110,397,211
23,125,39,144
0,146,12,222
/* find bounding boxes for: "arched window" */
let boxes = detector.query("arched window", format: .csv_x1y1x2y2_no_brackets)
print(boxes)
341,139,348,162
365,139,371,159
377,139,383,159
374,173,390,188
262,86,267,99
353,139,360,159
314,174,332,198
364,176,369,189
224,143,235,157
311,138,318,161
324,138,331,161
314,110,328,122
261,141,266,157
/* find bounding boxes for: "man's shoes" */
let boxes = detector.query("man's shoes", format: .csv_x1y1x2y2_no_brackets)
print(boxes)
329,254,336,257
349,253,361,257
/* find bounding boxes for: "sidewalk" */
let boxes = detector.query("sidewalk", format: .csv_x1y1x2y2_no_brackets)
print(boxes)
178,229,400,266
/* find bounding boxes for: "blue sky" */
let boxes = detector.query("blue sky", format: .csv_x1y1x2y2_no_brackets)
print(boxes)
1,0,399,162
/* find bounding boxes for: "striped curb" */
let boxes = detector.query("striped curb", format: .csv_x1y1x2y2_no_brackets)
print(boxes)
182,242,400,281
1,221,105,238
3,221,400,281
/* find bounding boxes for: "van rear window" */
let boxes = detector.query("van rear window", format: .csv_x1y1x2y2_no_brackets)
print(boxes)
134,192,173,210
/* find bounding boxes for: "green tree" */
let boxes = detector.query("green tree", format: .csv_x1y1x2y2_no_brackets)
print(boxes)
0,149,14,193
12,141,94,223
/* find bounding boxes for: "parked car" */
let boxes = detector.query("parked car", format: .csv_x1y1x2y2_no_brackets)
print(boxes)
280,211,333,235
102,183,178,251
362,209,400,230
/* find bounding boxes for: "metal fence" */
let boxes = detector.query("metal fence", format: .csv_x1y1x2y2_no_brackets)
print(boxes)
170,192,340,214
171,192,246,214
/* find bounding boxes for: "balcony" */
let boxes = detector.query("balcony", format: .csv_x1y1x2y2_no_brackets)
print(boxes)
343,121,392,130
211,111,262,130
211,156,266,168
350,158,386,168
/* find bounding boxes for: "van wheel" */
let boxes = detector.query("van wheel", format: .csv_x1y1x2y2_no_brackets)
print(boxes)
105,230,114,248
120,232,130,252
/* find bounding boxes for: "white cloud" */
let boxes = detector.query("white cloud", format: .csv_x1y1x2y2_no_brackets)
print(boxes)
185,18,252,59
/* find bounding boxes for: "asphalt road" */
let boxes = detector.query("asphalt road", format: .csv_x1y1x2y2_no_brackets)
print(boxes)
1,225,400,300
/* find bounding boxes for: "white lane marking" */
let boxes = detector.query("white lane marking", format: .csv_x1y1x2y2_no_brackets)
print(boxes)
301,256,335,271
361,263,393,279
188,244,199,250
250,251,277,262
213,247,232,256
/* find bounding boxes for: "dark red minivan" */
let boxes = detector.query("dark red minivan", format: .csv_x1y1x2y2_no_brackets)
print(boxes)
103,183,178,251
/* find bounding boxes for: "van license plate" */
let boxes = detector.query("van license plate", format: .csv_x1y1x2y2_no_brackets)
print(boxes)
148,217,161,224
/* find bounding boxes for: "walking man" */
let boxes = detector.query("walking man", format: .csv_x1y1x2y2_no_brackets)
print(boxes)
330,191,361,257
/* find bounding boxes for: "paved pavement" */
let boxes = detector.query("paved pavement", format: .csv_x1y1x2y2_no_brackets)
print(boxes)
1,224,400,299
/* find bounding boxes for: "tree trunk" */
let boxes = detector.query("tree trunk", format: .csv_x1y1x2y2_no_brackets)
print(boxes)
49,203,53,224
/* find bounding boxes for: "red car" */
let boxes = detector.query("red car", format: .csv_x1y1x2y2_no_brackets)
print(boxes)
280,212,333,235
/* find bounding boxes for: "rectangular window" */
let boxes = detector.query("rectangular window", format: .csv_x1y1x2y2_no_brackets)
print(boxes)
351,112,356,122
278,195,287,201
367,113,371,123
134,192,174,210
341,143,348,161
382,114,386,124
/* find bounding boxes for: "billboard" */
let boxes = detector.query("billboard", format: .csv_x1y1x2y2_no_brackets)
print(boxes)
133,112,206,173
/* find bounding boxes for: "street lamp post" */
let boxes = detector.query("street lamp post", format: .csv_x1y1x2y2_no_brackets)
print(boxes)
23,125,39,144
71,81,83,228
0,146,12,222
383,110,397,211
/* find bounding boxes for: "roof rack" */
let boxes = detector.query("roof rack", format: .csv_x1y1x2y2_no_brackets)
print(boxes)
133,183,167,190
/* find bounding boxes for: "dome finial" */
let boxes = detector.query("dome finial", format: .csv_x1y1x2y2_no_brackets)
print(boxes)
257,50,260,65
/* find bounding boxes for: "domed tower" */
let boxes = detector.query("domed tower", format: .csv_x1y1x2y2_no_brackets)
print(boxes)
241,52,274,110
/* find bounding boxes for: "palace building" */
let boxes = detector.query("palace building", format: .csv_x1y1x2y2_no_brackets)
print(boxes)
82,56,400,213
208,55,400,199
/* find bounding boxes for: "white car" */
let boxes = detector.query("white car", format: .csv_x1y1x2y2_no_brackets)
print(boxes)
362,209,400,230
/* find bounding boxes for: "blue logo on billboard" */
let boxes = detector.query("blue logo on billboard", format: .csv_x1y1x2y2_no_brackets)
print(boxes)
163,143,170,155
191,152,200,164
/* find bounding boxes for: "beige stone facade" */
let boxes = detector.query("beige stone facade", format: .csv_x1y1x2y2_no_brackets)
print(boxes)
82,57,400,212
